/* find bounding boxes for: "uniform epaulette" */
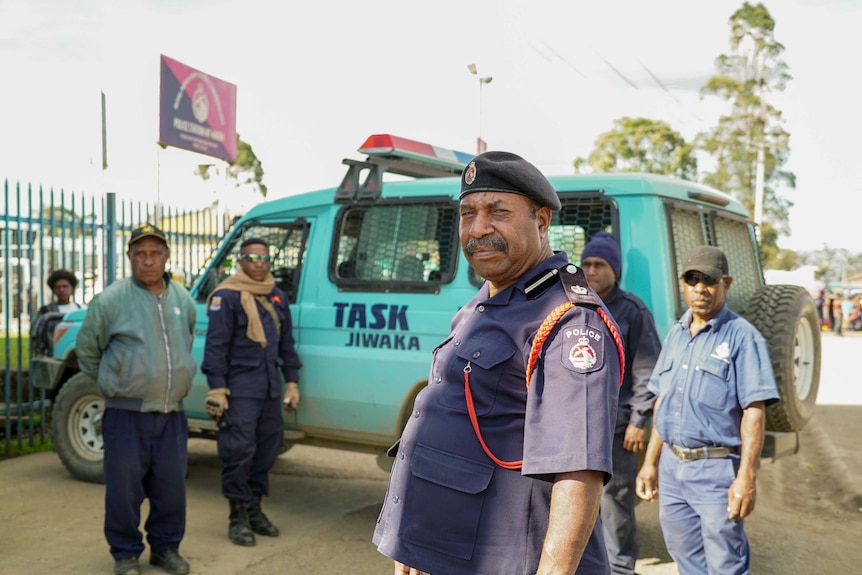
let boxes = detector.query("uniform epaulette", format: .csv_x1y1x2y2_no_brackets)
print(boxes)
558,264,603,308
524,264,603,308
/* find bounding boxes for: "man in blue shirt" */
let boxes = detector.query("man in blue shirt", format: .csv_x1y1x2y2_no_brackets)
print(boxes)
373,151,623,575
635,246,779,575
580,231,661,575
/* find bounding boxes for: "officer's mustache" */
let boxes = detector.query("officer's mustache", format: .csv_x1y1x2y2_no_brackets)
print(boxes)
464,236,507,254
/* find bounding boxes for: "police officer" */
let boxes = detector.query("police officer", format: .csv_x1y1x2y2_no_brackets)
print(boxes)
202,238,302,546
373,151,623,575
580,231,661,575
636,246,779,575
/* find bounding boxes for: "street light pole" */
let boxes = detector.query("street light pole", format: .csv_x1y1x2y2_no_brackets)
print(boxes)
467,63,493,154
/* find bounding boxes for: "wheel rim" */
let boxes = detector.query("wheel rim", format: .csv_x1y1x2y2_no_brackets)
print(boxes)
66,394,105,461
793,315,815,401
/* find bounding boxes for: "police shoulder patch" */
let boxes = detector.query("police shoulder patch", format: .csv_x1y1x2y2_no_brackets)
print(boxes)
560,324,604,373
209,296,222,312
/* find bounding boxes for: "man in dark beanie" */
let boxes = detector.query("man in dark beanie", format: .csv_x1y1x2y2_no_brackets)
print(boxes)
581,231,661,575
375,151,622,574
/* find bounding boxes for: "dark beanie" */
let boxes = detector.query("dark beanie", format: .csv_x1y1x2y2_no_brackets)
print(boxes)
460,151,561,211
581,231,621,279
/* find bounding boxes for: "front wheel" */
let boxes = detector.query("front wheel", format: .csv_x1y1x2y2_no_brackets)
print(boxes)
743,285,821,432
52,372,105,483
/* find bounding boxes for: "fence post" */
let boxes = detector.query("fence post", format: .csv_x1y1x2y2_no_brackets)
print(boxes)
105,192,117,287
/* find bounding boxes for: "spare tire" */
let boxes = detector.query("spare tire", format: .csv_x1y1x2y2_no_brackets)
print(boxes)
743,284,820,432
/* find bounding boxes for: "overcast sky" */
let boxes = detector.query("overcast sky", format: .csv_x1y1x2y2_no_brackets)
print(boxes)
1,0,858,253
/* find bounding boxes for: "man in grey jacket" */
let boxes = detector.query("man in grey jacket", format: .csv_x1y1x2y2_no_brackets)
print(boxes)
77,224,197,575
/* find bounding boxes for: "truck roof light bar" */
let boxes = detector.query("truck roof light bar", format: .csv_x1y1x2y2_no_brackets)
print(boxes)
358,134,473,178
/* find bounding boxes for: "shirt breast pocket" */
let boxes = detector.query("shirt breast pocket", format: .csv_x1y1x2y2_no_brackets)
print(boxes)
695,357,730,409
440,335,516,416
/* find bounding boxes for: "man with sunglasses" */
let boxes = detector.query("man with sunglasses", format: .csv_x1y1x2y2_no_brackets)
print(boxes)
635,245,778,575
202,238,302,546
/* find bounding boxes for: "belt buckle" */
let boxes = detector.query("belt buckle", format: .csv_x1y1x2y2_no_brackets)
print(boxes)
674,446,692,461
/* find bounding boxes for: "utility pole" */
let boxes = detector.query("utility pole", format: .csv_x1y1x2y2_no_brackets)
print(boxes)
467,64,493,155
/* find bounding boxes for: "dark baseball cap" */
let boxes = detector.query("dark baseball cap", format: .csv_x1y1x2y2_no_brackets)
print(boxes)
680,245,729,280
128,223,168,249
459,151,561,211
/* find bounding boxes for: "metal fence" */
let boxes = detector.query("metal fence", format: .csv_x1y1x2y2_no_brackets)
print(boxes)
1,178,234,456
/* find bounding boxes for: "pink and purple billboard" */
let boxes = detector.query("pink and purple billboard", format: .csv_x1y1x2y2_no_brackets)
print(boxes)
159,55,237,163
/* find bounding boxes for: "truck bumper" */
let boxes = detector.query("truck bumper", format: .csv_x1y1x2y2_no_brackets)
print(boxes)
761,431,800,462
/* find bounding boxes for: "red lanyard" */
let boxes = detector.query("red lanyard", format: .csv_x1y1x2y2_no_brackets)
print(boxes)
464,302,625,470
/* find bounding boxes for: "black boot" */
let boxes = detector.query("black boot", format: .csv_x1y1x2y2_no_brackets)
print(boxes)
228,499,256,546
245,496,280,537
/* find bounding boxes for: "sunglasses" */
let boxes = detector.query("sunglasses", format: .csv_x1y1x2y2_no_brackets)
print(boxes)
239,254,272,264
682,272,722,287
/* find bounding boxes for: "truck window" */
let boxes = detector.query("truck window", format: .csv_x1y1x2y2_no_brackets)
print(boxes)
332,202,457,291
668,203,763,316
196,222,309,304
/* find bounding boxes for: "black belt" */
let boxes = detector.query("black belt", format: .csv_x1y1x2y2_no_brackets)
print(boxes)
669,444,739,461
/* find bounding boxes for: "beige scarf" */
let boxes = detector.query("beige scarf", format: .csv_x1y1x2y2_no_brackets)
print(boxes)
207,268,276,347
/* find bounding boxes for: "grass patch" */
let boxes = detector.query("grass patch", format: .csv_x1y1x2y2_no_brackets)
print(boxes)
0,335,31,370
0,436,54,459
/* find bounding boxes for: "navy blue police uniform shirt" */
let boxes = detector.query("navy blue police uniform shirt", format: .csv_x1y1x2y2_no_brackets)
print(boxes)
202,287,301,399
373,252,620,575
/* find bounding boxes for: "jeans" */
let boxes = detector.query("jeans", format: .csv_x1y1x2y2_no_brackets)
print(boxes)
658,445,750,575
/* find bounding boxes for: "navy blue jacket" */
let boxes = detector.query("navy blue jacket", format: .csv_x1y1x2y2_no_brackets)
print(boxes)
201,287,301,399
603,284,661,433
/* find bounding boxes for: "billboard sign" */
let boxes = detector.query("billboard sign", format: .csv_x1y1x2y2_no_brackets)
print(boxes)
159,55,237,163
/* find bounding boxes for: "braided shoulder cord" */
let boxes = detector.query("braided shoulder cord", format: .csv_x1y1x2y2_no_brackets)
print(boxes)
465,302,626,470
525,301,574,390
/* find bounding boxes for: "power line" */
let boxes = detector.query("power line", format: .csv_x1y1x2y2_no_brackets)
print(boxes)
590,46,640,90
638,59,704,122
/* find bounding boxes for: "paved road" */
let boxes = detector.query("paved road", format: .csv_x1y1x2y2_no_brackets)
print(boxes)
0,332,859,575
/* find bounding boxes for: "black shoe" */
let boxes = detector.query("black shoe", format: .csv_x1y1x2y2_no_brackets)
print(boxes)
245,496,280,537
113,557,141,575
149,549,190,575
228,498,256,546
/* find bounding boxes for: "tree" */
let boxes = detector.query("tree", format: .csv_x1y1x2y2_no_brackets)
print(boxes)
573,117,697,180
195,136,268,199
797,247,862,285
229,137,267,198
698,2,794,266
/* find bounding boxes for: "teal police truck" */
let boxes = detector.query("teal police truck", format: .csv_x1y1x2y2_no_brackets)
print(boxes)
35,134,820,483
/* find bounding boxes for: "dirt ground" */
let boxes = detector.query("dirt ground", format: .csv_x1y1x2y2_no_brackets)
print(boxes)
1,334,860,574
633,403,862,575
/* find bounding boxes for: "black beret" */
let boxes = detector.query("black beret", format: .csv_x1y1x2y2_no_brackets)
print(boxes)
459,151,561,211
